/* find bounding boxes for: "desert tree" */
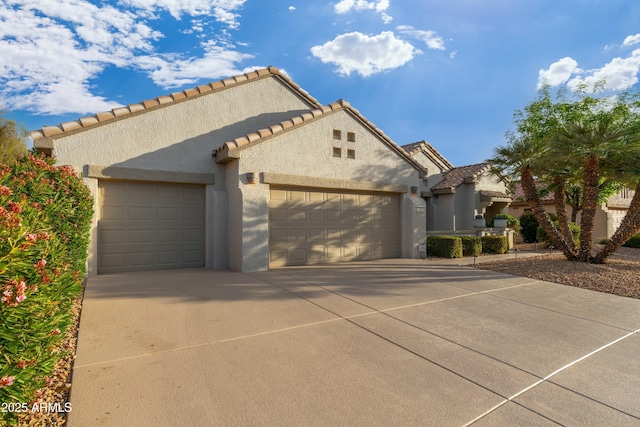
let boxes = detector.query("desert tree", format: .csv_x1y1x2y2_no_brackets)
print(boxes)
489,84,640,263
0,111,28,164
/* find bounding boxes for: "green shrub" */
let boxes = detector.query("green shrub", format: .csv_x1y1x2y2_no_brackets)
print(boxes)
0,152,93,424
460,236,482,256
537,221,580,248
623,234,640,249
519,212,539,243
427,235,463,258
481,235,509,254
597,237,610,245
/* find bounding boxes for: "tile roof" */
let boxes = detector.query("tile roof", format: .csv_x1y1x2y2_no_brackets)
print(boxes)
511,182,553,203
213,99,427,173
402,140,454,171
479,190,512,202
430,162,490,193
31,66,322,142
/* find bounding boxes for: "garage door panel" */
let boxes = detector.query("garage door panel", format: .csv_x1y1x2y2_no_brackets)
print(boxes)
128,252,154,267
269,188,400,267
182,229,204,242
129,207,154,221
130,229,154,244
98,181,205,274
101,206,125,220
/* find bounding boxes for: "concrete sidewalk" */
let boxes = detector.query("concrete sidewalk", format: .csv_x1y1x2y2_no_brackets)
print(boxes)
67,260,640,426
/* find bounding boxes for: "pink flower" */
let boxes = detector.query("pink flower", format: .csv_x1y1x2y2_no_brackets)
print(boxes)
7,201,23,213
34,259,47,269
51,329,61,336
2,278,28,307
17,360,27,369
0,185,11,196
26,233,38,242
0,376,14,388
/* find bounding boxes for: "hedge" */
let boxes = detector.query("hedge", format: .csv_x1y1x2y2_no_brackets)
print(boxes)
427,235,463,258
0,153,93,425
461,236,482,257
623,234,640,249
481,235,509,254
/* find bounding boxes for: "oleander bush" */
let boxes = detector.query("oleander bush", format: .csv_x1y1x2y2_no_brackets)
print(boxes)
481,235,509,254
460,236,482,257
623,234,640,249
427,235,463,258
0,153,93,424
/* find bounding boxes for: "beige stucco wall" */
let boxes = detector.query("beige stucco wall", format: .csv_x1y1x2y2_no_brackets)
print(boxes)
50,77,314,177
453,184,476,230
46,76,318,274
226,109,426,271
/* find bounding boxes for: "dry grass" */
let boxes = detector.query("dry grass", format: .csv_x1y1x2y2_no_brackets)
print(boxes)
476,246,640,299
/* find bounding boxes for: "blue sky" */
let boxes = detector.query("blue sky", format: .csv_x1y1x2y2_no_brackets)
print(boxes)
1,0,640,166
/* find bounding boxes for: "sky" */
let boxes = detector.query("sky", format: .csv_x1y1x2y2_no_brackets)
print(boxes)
1,0,640,167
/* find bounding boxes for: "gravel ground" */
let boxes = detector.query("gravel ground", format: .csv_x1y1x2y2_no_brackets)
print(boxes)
15,291,82,427
475,245,640,300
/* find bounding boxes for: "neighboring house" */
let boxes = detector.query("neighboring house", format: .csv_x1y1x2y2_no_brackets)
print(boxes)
402,143,512,233
32,67,427,275
508,184,636,241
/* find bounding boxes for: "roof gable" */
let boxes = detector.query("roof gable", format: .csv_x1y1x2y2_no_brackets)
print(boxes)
32,66,322,144
431,162,490,194
213,100,426,173
402,140,454,171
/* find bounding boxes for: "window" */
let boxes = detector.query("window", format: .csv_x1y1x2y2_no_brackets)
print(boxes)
347,149,355,159
333,129,342,140
333,147,342,157
347,132,356,142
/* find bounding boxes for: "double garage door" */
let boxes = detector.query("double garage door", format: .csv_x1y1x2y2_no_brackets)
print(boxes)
97,183,400,272
269,187,401,267
98,181,205,274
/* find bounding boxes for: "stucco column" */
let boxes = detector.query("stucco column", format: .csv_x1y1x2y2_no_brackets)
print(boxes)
239,183,270,272
403,195,427,258
206,186,229,269
82,177,99,276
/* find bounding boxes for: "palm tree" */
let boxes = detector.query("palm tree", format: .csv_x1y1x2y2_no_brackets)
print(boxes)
488,137,579,260
490,85,640,264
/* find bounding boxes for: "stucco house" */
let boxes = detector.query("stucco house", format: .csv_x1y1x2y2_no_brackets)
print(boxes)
508,184,636,241
32,67,427,275
402,142,512,233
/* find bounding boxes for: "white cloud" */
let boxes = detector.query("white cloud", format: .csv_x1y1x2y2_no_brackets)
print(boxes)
0,0,253,115
311,31,419,77
538,50,640,93
537,57,581,89
119,0,247,28
397,25,445,50
568,49,640,92
334,0,392,23
288,6,296,11
136,43,255,88
623,33,640,47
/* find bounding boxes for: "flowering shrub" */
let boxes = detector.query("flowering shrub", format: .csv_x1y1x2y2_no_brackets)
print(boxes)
0,153,93,423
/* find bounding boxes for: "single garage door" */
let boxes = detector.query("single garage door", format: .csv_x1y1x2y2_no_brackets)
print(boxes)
98,181,205,274
269,187,400,267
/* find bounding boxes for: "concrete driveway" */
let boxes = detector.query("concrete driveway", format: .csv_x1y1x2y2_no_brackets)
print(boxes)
67,260,640,426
